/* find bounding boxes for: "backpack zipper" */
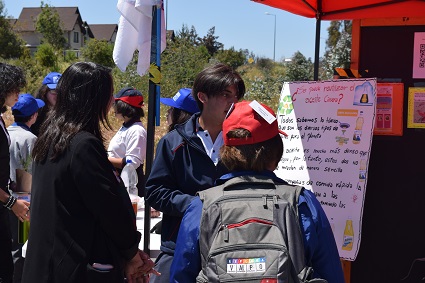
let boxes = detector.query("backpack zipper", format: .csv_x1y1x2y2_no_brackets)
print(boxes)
213,194,280,209
220,218,274,242
208,243,287,262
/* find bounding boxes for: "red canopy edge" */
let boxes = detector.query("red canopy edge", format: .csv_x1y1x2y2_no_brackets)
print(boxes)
252,0,425,20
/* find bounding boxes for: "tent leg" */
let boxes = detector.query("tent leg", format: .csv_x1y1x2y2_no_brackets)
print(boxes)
313,17,321,81
144,4,161,256
342,259,351,283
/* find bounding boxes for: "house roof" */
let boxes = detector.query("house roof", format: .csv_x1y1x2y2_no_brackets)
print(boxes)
89,24,118,41
6,18,17,26
14,7,84,32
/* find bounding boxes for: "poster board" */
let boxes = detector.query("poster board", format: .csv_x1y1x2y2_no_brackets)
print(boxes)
373,83,403,136
412,32,425,79
275,78,376,261
407,87,425,128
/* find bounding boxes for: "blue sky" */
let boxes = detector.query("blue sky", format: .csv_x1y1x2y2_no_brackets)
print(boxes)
3,0,331,61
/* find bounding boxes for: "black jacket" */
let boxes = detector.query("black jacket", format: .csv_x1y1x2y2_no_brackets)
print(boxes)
22,131,140,282
145,114,228,254
0,118,10,192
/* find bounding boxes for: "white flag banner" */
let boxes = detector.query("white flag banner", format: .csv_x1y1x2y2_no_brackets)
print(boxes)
113,0,166,76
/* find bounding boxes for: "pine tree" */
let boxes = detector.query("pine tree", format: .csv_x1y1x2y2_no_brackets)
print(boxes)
0,0,24,59
285,51,314,81
35,1,66,50
321,20,352,79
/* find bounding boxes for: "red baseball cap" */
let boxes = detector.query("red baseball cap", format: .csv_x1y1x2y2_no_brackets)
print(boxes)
223,100,287,146
114,87,144,108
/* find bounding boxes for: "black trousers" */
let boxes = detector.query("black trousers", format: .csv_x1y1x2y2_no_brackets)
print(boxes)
0,208,13,283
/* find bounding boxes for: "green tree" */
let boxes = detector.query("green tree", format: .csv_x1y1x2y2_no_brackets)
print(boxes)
81,39,114,67
175,24,199,46
214,47,246,69
35,2,66,50
198,27,223,57
158,24,210,96
113,50,148,96
161,40,210,96
321,20,352,79
35,43,58,68
285,51,314,81
0,0,24,59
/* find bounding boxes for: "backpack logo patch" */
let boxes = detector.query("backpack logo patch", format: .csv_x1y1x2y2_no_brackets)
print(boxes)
227,257,266,274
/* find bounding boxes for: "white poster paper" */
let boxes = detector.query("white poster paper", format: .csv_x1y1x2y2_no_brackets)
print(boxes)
275,79,376,261
413,32,425,79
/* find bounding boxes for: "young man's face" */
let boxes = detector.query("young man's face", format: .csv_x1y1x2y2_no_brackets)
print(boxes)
201,85,238,127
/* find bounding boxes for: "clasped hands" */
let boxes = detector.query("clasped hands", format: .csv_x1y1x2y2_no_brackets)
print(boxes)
126,249,160,283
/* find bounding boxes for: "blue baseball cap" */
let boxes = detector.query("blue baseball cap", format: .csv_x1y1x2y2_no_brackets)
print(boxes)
12,94,45,117
42,72,62,89
160,88,199,114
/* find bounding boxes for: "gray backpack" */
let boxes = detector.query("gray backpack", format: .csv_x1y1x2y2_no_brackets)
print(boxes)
196,175,327,283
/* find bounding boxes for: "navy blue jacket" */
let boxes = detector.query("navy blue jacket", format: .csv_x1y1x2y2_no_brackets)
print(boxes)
145,114,229,254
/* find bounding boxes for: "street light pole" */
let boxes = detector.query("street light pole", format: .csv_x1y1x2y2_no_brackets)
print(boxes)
265,12,276,61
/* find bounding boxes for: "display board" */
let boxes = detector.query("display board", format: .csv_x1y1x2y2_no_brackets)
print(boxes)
275,78,376,261
407,87,425,128
374,83,403,136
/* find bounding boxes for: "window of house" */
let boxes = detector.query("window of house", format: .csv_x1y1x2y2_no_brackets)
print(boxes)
74,32,79,43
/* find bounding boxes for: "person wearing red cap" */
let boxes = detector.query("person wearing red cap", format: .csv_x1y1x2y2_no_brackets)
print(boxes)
145,63,246,283
108,87,147,198
169,100,345,283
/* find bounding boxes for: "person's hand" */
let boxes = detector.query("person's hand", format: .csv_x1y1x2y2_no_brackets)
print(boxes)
125,250,160,283
11,199,30,222
138,250,159,275
150,208,160,218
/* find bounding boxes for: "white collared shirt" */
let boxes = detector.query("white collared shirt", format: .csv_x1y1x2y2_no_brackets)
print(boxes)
197,130,223,165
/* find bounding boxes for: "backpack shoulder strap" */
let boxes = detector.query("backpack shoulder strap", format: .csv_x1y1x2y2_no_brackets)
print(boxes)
274,184,303,213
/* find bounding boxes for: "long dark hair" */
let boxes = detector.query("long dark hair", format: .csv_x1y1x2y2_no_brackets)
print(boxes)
33,84,54,130
0,63,26,112
33,62,113,162
168,107,192,132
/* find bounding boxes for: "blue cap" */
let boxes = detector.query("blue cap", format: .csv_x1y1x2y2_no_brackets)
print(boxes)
12,94,45,117
160,88,199,114
42,72,62,89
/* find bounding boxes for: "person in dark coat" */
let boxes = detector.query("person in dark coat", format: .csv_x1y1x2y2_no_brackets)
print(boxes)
21,62,157,283
145,63,246,283
0,63,30,283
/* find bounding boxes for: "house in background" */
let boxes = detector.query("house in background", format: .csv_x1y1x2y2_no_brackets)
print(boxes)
9,6,174,56
89,24,118,44
11,7,95,55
